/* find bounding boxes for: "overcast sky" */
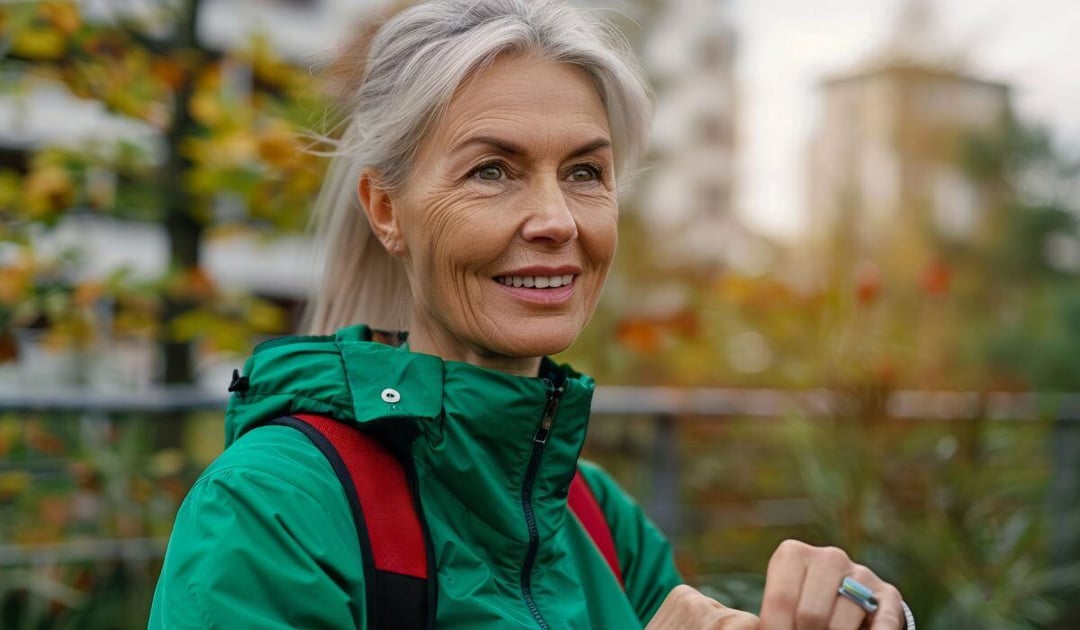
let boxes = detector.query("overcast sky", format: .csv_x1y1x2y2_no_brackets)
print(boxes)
728,0,1080,240
69,0,1080,244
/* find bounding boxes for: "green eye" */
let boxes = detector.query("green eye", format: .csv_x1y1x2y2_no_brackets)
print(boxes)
476,165,504,180
570,166,600,182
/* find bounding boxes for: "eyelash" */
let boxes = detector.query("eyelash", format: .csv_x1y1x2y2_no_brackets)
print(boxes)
468,161,510,181
466,161,605,183
569,163,604,182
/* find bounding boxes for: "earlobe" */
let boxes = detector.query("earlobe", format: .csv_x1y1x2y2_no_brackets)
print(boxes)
357,168,406,256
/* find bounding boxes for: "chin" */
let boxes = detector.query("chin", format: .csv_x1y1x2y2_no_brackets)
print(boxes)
492,327,580,360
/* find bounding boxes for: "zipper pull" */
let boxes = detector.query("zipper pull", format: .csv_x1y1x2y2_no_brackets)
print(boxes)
533,423,552,445
533,384,564,445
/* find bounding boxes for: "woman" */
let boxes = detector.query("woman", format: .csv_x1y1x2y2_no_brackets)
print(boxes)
150,1,913,628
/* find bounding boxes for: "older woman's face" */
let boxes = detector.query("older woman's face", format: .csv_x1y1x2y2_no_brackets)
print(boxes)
389,55,617,370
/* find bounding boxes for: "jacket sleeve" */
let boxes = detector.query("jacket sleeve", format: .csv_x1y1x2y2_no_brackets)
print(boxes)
576,460,684,625
148,457,367,629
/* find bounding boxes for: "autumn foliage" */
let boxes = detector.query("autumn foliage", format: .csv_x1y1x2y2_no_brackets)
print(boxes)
0,0,332,371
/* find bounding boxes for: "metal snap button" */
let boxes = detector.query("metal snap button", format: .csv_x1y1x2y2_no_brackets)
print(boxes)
381,388,401,404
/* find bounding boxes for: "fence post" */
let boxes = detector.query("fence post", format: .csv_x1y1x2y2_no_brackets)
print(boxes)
649,413,681,538
1050,401,1080,569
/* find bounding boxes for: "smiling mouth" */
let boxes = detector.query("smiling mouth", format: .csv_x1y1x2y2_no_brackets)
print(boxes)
493,274,576,289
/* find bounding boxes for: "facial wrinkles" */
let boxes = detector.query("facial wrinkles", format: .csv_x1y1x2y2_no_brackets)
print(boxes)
425,166,611,354
446,122,612,185
395,56,618,369
399,172,502,354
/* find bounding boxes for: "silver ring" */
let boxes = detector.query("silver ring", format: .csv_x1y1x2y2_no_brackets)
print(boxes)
837,576,879,613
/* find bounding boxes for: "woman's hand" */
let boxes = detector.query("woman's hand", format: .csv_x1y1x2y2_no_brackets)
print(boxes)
759,539,904,630
646,585,760,629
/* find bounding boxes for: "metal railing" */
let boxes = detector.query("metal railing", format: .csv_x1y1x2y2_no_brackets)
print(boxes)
2,385,1078,568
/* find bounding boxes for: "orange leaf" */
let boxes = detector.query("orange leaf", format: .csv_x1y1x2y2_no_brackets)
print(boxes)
73,281,106,307
0,265,31,306
23,165,74,219
616,318,662,354
855,263,882,306
41,2,81,34
257,121,303,168
151,57,187,91
920,259,951,297
0,330,18,363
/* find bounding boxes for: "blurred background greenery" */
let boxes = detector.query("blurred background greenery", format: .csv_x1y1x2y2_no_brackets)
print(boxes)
2,0,1079,628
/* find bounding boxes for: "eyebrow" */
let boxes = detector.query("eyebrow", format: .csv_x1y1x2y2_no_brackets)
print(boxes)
451,135,612,159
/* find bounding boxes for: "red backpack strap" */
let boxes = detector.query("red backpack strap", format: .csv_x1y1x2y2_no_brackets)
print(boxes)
568,469,625,588
263,414,435,630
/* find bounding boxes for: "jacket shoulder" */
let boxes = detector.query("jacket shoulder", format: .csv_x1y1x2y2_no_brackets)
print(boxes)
204,423,342,492
576,460,683,624
150,425,367,629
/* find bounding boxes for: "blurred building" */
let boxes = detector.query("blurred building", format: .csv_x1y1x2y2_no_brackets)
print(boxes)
807,0,1012,285
640,0,770,274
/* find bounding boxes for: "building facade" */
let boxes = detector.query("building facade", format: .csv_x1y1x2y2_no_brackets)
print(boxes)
807,0,1012,285
639,0,762,272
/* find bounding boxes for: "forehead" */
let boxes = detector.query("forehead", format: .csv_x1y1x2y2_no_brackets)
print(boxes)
431,55,612,154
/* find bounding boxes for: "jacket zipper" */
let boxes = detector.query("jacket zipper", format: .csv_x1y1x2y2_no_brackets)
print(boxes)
519,378,564,630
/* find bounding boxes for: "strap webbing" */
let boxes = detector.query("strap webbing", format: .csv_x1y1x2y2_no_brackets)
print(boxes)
568,470,626,587
292,413,428,578
265,414,432,630
267,414,625,630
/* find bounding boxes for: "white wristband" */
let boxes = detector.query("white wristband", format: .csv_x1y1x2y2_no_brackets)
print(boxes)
900,600,916,629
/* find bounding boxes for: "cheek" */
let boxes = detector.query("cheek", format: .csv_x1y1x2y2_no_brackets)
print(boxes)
436,209,509,268
578,202,619,269
406,194,511,297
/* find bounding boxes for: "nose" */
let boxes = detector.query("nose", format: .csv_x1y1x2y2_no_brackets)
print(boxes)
520,177,578,245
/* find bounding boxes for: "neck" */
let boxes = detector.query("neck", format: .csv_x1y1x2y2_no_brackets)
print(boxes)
407,319,543,378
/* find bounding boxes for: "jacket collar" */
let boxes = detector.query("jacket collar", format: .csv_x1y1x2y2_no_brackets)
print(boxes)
228,324,595,547
414,352,595,547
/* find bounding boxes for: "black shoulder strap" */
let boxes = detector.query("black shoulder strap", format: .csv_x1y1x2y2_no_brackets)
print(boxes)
263,414,436,630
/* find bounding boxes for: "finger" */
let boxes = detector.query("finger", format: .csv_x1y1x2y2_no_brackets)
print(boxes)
831,567,885,630
795,547,854,629
830,588,870,630
647,585,730,630
712,607,761,630
867,584,904,630
648,585,763,630
760,539,810,630
833,567,896,630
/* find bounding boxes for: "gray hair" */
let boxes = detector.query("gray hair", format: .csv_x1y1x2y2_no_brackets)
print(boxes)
304,0,652,334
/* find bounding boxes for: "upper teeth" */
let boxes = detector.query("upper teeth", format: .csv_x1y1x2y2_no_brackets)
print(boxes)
496,274,574,288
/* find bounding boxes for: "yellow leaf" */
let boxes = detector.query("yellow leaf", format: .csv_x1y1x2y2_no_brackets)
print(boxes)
0,471,31,500
189,91,223,126
41,1,81,34
0,170,21,209
204,318,251,354
257,120,303,168
11,28,67,60
41,313,96,351
73,281,106,307
0,418,22,456
246,300,287,333
23,165,74,219
169,309,216,342
217,132,258,167
0,264,32,306
113,309,159,339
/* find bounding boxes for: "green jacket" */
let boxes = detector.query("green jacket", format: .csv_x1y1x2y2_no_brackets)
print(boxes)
149,325,682,628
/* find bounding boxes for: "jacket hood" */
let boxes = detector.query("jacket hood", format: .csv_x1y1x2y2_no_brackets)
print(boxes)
224,324,595,449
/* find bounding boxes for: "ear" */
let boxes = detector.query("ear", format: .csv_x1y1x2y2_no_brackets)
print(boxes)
357,168,406,257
